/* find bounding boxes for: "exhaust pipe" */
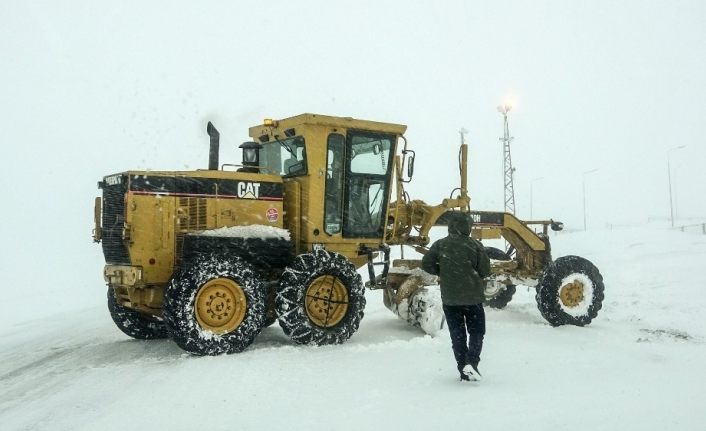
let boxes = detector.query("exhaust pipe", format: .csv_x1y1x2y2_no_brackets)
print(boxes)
207,122,219,170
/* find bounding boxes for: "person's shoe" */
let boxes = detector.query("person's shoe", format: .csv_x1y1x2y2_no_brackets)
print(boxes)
462,364,482,382
459,373,471,382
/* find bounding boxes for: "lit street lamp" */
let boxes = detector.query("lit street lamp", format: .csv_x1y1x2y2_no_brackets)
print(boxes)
582,169,599,231
497,104,512,115
668,145,686,228
530,176,545,219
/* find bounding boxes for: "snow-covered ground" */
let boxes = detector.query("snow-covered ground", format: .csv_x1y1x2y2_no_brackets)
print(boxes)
1,225,705,431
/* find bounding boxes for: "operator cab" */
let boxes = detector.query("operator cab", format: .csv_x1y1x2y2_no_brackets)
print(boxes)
249,114,405,252
255,130,394,238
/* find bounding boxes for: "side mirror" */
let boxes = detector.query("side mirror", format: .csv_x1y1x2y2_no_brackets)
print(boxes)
550,220,564,232
405,150,415,180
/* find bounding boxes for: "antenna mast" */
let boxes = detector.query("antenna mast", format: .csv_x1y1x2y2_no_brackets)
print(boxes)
497,104,516,215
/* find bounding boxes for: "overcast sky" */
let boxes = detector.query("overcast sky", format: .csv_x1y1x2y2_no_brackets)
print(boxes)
1,1,704,303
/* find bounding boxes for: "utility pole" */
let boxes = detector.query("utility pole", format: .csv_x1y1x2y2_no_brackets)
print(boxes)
582,169,598,231
498,104,516,215
530,176,545,220
668,145,686,228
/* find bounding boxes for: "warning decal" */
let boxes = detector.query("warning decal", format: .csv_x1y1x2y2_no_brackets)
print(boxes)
266,208,279,223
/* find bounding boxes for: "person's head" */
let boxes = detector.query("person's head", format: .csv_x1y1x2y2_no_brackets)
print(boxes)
447,212,472,236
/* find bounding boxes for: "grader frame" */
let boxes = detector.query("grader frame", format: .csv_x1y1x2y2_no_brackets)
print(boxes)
367,139,560,301
94,113,601,355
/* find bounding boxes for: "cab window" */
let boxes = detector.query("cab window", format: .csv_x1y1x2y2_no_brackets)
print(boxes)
324,134,345,234
258,136,307,177
343,132,394,238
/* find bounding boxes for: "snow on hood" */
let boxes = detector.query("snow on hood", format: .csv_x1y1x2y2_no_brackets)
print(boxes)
193,225,290,240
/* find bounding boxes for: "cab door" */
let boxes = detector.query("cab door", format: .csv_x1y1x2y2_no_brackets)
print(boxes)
323,131,395,240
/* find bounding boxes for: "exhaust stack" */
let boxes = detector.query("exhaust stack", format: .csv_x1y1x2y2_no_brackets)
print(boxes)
207,122,219,170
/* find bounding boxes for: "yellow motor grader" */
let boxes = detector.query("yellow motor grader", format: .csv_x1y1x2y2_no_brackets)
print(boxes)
93,113,605,355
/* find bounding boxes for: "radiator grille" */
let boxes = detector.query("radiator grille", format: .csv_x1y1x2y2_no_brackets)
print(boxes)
175,197,208,265
101,181,130,264
178,197,208,230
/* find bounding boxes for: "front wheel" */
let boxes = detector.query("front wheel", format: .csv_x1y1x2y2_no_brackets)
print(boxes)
163,254,265,355
483,246,516,309
485,284,517,309
276,249,365,345
535,255,605,326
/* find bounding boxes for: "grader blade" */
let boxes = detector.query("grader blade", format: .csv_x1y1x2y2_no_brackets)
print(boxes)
383,260,445,336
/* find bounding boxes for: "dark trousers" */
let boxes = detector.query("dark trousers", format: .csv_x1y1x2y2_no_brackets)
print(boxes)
443,304,485,372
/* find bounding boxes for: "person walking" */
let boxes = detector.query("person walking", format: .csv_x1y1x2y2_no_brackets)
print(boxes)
421,211,491,382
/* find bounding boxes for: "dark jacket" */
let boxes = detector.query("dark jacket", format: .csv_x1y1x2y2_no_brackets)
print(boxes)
421,212,491,305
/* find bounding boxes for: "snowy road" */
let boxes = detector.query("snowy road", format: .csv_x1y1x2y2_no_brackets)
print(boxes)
2,226,706,430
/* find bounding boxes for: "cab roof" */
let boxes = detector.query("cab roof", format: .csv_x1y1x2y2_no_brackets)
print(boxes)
248,113,407,141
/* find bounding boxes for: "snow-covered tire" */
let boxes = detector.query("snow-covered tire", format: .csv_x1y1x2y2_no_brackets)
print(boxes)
483,247,516,309
263,315,278,328
485,285,517,309
484,246,510,261
163,254,265,355
535,255,605,327
276,249,365,345
262,282,278,328
107,288,168,340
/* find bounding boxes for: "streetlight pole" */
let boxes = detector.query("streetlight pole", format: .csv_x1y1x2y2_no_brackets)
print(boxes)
668,145,686,228
582,169,598,231
530,176,544,220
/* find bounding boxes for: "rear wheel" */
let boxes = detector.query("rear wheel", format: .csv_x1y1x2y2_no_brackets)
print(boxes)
163,254,265,355
107,289,168,340
535,255,605,326
276,249,365,345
